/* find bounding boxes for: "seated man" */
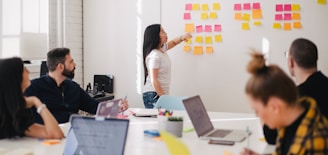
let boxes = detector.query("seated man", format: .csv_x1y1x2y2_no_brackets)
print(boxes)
25,47,128,124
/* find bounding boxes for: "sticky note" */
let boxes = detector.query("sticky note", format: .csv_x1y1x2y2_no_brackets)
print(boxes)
183,46,191,52
242,23,250,30
276,4,283,12
273,23,281,29
185,4,192,10
242,13,251,21
293,22,302,29
234,13,242,20
160,131,190,155
254,21,261,26
213,3,220,10
185,38,192,44
209,12,217,19
284,4,292,11
284,13,292,20
205,36,213,44
283,23,292,31
215,35,222,42
275,14,283,21
184,23,194,32
318,0,326,4
253,3,261,9
201,13,208,20
214,24,222,32
42,139,61,145
243,3,251,10
193,46,203,55
195,36,203,43
206,46,213,54
196,25,203,33
184,13,191,20
202,4,209,11
234,4,242,11
292,13,301,20
252,9,262,19
192,4,200,10
292,4,301,11
205,25,212,32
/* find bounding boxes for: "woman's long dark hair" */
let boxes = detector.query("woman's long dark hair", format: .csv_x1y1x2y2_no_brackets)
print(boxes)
142,24,161,84
0,57,32,138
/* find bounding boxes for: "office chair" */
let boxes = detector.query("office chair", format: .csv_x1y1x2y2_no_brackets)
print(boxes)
154,95,188,110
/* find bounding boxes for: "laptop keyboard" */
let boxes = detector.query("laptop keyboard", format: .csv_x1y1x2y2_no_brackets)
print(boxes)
208,129,232,137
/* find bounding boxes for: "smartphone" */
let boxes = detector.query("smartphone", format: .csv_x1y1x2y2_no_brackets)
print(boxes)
208,139,235,145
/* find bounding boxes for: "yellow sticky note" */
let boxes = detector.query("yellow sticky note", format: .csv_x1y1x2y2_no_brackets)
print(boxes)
185,38,192,44
293,22,302,29
292,13,301,20
201,12,208,20
318,0,326,4
254,21,261,26
209,12,217,19
184,23,194,33
183,46,191,52
234,13,242,20
252,10,262,19
273,23,281,29
284,23,292,31
205,36,213,44
292,4,301,11
193,46,203,55
206,46,213,54
243,13,251,21
213,3,220,10
202,4,209,11
214,35,222,42
195,36,203,43
192,4,200,10
242,23,250,30
160,131,190,155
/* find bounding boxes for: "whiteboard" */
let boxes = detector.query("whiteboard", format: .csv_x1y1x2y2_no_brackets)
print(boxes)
160,0,328,112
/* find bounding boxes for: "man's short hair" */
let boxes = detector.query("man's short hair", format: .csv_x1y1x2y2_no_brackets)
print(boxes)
289,38,318,69
47,48,70,71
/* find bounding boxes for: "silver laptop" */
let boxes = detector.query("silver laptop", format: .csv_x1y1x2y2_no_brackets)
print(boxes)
182,95,249,142
64,115,129,155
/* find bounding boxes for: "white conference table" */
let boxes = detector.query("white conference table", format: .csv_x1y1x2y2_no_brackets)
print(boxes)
0,108,275,155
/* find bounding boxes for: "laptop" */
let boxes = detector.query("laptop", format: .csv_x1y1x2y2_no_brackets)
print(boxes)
96,98,122,118
182,95,250,142
63,115,129,155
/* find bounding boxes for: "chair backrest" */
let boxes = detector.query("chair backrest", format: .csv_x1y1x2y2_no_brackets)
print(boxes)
154,95,188,110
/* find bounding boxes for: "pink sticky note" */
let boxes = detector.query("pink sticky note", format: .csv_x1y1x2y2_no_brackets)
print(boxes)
275,14,283,21
214,24,222,32
284,13,292,20
243,3,251,10
276,4,283,12
185,4,192,10
253,3,261,9
196,25,203,33
284,4,292,11
205,25,212,32
234,4,242,11
184,13,191,20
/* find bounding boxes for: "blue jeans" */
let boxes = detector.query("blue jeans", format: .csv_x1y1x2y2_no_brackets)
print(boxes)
142,91,159,109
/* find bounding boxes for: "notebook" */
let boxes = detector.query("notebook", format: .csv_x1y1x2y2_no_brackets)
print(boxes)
96,98,122,118
63,115,129,155
182,95,250,142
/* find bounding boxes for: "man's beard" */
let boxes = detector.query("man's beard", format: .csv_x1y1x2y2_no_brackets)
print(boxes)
62,67,75,79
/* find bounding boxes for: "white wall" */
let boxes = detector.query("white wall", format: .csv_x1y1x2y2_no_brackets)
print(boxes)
83,0,328,112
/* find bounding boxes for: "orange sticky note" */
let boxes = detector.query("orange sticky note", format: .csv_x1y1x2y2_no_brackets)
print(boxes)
185,23,194,32
42,139,61,145
193,46,203,55
234,13,242,20
242,23,250,30
252,9,262,19
292,13,301,20
206,46,213,54
273,23,281,29
283,23,292,31
293,22,302,29
183,46,191,52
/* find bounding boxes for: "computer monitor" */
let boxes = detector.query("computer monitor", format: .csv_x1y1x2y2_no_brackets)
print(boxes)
94,75,114,93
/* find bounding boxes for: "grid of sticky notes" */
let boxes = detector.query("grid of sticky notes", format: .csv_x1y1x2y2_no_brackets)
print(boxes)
233,2,263,30
273,4,301,30
184,3,222,55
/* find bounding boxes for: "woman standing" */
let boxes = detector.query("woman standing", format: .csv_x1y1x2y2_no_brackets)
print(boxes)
142,24,192,108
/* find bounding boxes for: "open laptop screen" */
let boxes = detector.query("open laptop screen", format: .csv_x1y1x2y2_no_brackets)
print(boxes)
64,115,129,155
